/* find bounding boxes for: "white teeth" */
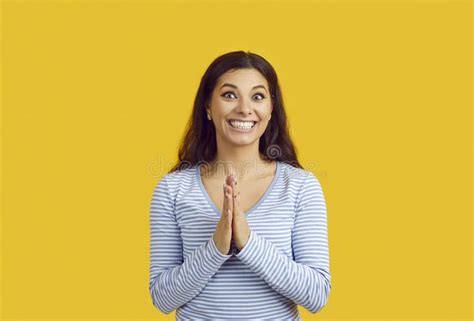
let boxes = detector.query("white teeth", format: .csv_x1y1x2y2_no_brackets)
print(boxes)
229,120,256,129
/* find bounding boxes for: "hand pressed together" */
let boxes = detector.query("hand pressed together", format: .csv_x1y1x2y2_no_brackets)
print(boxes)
213,172,251,255
226,173,251,251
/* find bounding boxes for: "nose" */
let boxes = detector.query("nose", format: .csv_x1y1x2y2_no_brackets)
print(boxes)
235,97,253,115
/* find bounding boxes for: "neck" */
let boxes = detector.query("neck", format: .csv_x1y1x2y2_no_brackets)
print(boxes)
204,139,274,180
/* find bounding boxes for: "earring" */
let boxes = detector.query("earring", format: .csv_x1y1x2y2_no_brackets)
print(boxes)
207,113,212,120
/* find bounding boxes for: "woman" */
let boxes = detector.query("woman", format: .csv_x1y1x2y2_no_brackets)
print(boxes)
149,51,331,320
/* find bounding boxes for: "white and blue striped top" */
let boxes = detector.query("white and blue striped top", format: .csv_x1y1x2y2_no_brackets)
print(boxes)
149,161,331,320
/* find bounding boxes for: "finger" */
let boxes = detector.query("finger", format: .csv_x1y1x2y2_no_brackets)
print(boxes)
226,187,234,226
230,173,238,197
226,174,235,212
222,183,229,215
234,192,241,215
227,184,234,213
229,174,240,212
226,174,233,187
223,183,233,216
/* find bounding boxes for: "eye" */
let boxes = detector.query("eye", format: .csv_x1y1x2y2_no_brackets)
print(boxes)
221,91,237,99
221,91,266,101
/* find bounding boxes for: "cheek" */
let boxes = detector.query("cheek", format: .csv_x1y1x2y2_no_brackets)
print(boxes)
212,104,229,118
261,105,272,119
256,118,271,133
256,110,272,123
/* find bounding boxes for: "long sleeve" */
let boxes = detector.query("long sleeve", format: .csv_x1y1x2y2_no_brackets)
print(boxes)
235,171,332,313
149,175,232,314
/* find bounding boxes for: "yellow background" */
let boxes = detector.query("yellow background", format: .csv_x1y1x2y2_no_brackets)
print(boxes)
1,1,471,320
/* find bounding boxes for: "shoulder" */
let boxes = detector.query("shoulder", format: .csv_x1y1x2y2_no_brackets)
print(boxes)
278,161,319,185
278,161,323,202
152,165,197,199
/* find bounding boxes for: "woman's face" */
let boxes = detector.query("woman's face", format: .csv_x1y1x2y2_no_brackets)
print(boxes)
207,68,273,146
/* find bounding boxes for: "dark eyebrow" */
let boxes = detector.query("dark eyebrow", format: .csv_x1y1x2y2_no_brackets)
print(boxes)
220,83,268,93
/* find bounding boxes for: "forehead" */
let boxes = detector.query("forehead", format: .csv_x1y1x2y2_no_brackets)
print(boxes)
215,68,269,90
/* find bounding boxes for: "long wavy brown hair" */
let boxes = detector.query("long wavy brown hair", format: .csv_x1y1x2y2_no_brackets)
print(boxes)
168,50,303,174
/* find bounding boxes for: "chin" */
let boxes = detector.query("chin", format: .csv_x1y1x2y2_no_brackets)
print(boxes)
226,135,261,146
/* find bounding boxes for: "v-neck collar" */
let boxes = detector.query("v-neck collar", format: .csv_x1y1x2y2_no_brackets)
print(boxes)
196,161,281,218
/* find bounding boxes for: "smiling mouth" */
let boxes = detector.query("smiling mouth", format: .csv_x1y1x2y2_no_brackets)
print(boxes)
227,119,257,129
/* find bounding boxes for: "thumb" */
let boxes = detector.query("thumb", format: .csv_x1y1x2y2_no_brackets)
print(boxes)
227,208,233,226
231,175,243,216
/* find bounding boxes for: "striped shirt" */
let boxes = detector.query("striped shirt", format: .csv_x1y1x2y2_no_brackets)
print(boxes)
149,161,331,320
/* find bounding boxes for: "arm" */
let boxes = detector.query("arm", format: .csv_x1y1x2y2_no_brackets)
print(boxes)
149,175,232,314
235,171,332,313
